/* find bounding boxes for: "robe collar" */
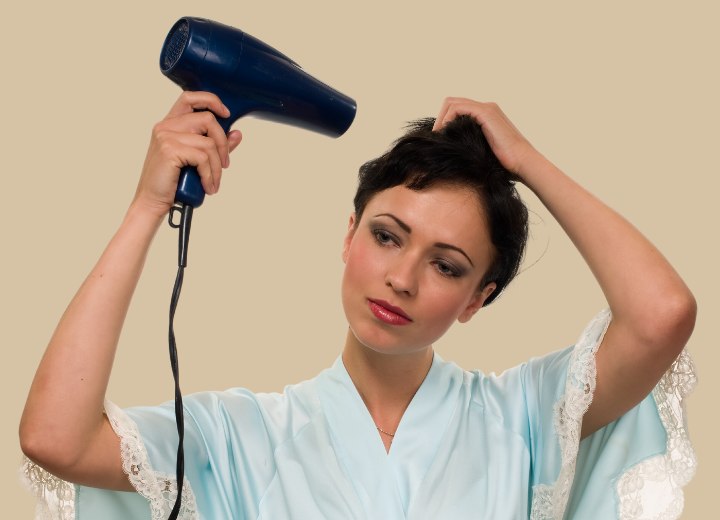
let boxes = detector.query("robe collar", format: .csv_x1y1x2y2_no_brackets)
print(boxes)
315,351,464,517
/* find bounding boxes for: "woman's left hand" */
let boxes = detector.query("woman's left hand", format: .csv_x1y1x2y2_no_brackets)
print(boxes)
432,97,541,181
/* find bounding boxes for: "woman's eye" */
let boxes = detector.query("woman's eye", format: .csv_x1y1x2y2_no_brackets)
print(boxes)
435,261,461,278
372,229,396,246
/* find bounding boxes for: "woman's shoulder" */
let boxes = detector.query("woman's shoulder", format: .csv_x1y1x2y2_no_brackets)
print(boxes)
175,371,326,440
454,345,575,397
459,309,613,402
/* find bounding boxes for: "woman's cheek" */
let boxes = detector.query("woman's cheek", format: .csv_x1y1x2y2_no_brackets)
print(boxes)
347,238,384,283
342,239,374,303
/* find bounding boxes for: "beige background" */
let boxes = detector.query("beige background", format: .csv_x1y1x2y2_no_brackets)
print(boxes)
2,0,717,517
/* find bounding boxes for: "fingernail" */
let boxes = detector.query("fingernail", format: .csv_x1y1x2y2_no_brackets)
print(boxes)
223,104,231,117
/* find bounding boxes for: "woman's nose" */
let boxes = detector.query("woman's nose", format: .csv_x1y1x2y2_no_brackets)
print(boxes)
385,257,419,296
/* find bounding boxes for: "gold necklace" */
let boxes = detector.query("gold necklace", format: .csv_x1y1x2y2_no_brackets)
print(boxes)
376,425,395,437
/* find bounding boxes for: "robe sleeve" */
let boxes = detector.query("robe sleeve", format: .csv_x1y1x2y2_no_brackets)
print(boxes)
524,309,697,520
22,389,279,520
21,398,201,520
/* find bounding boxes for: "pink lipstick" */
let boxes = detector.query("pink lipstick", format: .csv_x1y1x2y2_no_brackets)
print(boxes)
368,299,412,325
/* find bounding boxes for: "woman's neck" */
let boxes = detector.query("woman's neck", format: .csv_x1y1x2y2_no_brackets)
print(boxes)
341,329,434,435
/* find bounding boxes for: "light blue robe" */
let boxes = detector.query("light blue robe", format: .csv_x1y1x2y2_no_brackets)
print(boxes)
23,310,696,519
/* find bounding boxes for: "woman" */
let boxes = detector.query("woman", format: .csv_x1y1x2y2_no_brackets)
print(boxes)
20,92,697,519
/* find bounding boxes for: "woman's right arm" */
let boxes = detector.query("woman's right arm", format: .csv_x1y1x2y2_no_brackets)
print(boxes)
19,91,242,490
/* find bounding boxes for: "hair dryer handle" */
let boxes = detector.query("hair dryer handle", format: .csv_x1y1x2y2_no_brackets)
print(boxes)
175,166,205,207
172,107,243,208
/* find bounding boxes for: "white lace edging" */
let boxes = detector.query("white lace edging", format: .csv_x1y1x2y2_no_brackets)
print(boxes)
20,400,199,520
529,309,697,520
21,456,76,520
615,350,697,519
104,399,199,520
529,308,611,519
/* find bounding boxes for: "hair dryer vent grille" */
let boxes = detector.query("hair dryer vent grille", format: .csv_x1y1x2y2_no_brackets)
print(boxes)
161,20,189,72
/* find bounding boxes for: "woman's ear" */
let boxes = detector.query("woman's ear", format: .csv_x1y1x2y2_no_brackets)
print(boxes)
458,282,497,323
342,213,357,263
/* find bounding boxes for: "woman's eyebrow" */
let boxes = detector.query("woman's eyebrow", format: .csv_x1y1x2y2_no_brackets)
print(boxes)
374,213,411,233
436,242,475,267
373,213,475,267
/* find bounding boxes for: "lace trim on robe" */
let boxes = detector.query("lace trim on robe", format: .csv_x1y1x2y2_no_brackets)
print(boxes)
529,309,697,520
615,350,697,519
104,399,199,519
21,456,75,520
21,399,199,520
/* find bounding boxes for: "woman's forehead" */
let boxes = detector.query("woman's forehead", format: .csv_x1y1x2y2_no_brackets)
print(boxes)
364,184,485,223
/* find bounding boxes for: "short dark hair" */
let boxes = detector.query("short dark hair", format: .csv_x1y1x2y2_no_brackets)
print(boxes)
353,115,528,306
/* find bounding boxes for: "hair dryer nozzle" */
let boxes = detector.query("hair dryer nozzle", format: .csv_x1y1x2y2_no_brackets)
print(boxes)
160,19,190,73
160,17,356,207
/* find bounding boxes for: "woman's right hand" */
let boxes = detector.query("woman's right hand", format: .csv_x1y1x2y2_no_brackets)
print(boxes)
133,91,243,218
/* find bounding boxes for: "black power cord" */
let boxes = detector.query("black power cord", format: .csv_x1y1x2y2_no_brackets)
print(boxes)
167,203,193,520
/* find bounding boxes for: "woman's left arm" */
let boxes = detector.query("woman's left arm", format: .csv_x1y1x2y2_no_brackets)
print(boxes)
435,98,696,438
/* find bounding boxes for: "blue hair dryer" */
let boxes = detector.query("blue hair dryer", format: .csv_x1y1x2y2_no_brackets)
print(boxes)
160,17,357,207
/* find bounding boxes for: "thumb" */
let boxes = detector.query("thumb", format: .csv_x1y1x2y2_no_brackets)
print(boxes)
228,130,243,153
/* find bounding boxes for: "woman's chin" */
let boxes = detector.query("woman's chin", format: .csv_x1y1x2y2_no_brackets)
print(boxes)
345,325,431,357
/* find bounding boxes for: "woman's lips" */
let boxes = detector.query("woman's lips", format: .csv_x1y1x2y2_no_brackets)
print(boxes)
368,299,412,325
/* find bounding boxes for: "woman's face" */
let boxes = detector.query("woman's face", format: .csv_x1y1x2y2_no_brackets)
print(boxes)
341,183,497,355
